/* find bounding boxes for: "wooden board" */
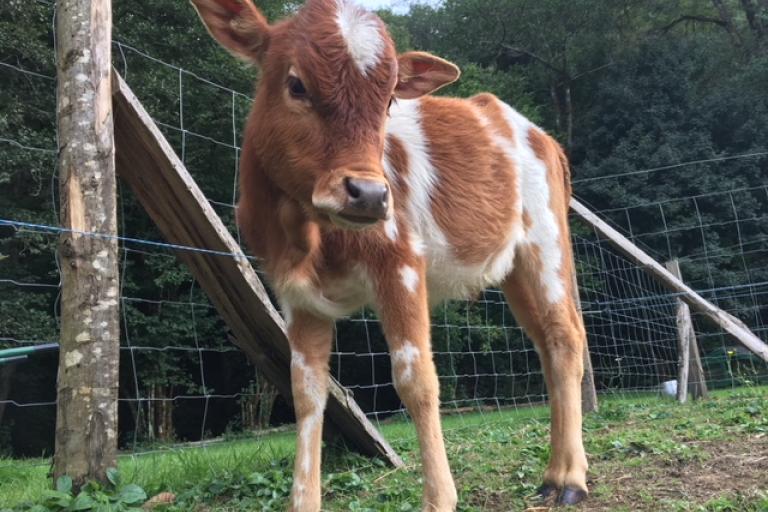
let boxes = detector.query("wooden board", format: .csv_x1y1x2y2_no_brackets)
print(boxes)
112,72,403,467
571,198,768,363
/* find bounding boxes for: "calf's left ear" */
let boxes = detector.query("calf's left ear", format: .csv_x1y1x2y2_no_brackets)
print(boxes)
394,52,461,99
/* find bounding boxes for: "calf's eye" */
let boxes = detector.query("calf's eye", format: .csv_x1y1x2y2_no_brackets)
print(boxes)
288,76,307,99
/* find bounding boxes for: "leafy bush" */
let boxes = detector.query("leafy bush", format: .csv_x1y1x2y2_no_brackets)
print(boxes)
3,470,147,512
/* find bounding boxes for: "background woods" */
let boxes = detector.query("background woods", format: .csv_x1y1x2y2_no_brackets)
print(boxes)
1,0,767,458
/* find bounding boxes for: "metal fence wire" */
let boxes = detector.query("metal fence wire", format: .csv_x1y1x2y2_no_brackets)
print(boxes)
1,0,767,468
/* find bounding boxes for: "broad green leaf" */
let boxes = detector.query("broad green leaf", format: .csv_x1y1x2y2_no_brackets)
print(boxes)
71,492,97,511
106,467,120,487
118,484,148,505
56,475,73,494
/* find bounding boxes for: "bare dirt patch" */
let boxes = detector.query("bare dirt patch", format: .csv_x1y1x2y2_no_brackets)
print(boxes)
581,434,768,511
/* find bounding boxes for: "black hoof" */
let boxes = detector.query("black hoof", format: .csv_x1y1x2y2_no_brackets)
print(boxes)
537,483,559,500
557,486,588,506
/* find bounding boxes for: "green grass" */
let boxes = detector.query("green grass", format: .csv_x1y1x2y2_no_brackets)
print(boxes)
2,387,767,511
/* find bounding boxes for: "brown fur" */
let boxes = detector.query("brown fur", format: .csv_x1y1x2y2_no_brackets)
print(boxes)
420,97,519,264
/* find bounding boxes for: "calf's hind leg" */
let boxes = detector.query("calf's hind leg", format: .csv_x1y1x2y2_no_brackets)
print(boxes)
501,259,588,505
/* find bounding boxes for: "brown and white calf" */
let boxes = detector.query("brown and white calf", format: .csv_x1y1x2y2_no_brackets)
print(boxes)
192,0,588,509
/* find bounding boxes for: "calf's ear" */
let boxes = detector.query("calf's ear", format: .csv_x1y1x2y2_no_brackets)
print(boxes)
190,0,270,64
394,51,461,99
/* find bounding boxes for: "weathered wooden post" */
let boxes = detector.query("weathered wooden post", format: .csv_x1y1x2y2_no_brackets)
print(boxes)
665,259,708,401
572,273,598,412
54,0,120,489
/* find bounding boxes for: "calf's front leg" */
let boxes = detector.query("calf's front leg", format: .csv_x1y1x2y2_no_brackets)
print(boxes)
286,309,333,512
376,261,457,511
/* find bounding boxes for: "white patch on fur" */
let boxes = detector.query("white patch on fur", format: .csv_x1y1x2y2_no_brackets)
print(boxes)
291,351,327,477
382,138,398,183
292,483,305,510
336,0,384,76
409,233,426,256
384,217,398,241
399,265,419,293
391,341,420,384
387,100,522,302
386,99,455,301
500,104,566,304
471,103,526,281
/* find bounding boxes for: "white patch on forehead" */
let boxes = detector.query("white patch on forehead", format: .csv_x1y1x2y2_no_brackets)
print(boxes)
399,265,419,294
336,0,384,76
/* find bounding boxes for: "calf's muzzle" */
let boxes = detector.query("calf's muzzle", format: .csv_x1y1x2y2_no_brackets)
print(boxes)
342,177,389,222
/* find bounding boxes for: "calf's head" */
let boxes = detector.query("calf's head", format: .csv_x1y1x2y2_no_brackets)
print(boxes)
192,0,460,229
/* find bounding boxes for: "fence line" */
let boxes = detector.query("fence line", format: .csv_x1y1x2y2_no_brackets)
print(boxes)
1,1,766,470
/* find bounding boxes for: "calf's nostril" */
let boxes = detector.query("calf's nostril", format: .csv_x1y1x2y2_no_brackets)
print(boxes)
345,178,362,199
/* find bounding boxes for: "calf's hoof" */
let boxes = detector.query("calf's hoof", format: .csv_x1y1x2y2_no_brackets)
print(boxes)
537,483,559,500
536,483,588,507
557,486,588,506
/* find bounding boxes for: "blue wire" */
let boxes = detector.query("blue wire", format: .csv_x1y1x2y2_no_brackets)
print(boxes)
0,218,256,262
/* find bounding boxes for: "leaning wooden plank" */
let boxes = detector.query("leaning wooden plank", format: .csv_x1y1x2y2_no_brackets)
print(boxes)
570,198,768,363
111,71,403,467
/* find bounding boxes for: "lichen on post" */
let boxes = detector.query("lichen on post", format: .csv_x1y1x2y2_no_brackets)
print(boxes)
54,0,119,491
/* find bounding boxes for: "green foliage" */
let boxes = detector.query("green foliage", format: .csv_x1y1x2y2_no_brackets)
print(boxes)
3,389,768,510
166,461,294,511
3,471,147,512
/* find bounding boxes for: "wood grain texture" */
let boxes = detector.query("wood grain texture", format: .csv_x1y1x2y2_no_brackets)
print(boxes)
54,0,120,489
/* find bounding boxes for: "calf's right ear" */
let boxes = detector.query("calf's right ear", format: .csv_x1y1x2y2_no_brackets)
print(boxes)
190,0,270,64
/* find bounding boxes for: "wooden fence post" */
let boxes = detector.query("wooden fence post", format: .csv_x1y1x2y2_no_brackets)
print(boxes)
570,198,768,363
572,273,598,413
54,0,119,490
665,260,708,401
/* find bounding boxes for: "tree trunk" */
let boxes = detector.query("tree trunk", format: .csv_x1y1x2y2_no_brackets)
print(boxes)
54,0,119,491
740,0,765,38
550,85,563,135
711,0,744,46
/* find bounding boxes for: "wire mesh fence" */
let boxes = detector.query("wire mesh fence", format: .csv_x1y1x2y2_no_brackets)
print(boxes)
1,0,767,471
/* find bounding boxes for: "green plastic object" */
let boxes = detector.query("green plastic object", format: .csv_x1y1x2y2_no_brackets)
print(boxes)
0,343,58,365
